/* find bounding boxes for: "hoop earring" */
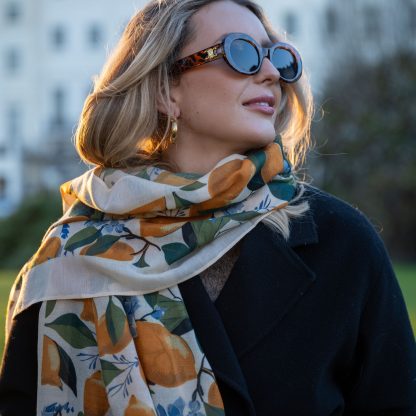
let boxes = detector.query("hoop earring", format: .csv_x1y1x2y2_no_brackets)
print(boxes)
170,117,178,144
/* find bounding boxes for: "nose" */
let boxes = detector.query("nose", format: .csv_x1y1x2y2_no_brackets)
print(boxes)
257,53,281,83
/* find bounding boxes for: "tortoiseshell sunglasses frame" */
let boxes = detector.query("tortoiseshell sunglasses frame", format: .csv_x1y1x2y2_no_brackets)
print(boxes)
171,32,302,83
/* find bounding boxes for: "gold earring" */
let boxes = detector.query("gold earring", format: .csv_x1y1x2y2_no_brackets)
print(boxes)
171,117,178,144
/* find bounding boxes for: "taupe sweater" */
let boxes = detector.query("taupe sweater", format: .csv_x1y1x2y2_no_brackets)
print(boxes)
199,242,241,301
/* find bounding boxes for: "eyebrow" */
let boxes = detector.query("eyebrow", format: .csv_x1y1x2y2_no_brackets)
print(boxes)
214,33,272,46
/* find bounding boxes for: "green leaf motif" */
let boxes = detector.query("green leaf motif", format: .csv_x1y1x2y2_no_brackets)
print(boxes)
172,192,193,209
46,313,96,349
85,235,120,256
227,211,259,222
100,359,124,386
45,300,56,318
247,150,267,191
144,293,158,309
180,181,206,191
150,294,190,334
161,243,192,265
105,297,126,346
191,217,230,247
66,200,96,218
64,227,101,253
133,254,150,268
181,222,198,251
267,182,296,201
133,168,151,180
204,403,225,416
56,342,77,397
171,317,193,336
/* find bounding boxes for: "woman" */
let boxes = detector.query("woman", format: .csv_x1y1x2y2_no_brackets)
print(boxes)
0,0,415,414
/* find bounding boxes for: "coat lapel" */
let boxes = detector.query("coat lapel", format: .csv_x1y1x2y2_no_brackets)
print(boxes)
179,276,257,415
214,212,318,358
179,209,318,414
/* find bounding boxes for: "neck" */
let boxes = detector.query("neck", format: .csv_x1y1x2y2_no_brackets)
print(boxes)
161,132,251,174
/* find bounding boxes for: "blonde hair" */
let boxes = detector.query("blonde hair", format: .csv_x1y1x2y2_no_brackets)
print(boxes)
74,0,314,238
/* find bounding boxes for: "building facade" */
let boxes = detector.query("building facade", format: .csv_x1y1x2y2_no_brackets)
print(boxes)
0,0,414,216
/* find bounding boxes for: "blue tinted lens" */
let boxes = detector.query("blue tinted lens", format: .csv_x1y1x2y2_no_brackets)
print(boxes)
272,48,297,80
230,39,260,73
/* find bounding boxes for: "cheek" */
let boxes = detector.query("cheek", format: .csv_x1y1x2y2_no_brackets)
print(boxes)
180,76,243,123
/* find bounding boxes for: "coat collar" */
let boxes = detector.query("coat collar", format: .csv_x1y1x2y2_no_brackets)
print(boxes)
179,212,319,414
286,200,319,248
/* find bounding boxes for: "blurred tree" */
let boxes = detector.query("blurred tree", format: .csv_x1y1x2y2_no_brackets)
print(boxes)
0,191,62,269
310,49,416,260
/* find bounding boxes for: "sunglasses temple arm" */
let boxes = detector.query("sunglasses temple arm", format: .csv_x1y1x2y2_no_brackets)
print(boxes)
173,44,225,73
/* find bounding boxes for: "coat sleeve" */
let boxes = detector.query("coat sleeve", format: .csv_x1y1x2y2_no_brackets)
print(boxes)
344,242,416,415
0,302,40,415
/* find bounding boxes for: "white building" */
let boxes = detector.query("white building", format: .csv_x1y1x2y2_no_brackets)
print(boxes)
0,0,414,216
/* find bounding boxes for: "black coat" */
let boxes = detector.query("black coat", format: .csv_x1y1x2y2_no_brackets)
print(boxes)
1,187,416,415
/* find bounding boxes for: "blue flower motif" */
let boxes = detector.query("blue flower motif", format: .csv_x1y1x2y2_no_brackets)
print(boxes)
157,397,187,416
151,305,166,320
255,194,271,212
84,219,124,233
41,402,74,416
157,404,168,416
223,201,244,215
60,223,70,239
283,160,291,174
116,296,140,317
103,220,124,233
168,397,185,416
188,399,205,416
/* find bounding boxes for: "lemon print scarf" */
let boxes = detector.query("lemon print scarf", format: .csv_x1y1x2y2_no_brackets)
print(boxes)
6,134,297,415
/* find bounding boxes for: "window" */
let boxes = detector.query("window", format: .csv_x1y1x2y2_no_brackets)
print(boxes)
5,48,20,73
325,7,338,36
52,87,65,127
51,26,66,49
364,6,380,40
88,24,103,48
0,177,6,200
7,107,19,139
284,12,298,36
5,2,20,23
410,3,416,35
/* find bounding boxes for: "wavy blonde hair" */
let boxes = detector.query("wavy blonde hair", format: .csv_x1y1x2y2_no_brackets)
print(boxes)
74,0,314,239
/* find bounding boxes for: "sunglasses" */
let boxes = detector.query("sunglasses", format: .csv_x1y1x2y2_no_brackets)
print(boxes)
172,32,302,83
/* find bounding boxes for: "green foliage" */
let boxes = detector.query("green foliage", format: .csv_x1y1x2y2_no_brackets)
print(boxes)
311,49,416,260
0,191,62,269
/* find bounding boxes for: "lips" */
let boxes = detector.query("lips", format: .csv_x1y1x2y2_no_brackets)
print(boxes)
243,95,276,108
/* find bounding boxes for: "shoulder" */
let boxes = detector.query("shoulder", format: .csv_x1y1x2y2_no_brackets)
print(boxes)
285,185,394,281
301,185,385,252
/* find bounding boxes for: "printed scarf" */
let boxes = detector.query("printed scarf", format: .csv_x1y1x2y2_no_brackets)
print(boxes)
6,135,297,416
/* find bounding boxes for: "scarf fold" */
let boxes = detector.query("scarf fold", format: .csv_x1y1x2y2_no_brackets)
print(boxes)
6,134,297,415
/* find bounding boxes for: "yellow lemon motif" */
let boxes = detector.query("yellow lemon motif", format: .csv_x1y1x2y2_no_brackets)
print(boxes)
80,241,135,261
80,298,97,323
208,380,225,409
261,142,284,183
140,217,187,238
41,335,62,388
127,197,167,215
154,171,195,187
84,371,110,416
124,394,156,416
134,321,197,387
190,159,255,215
32,237,61,267
96,312,132,356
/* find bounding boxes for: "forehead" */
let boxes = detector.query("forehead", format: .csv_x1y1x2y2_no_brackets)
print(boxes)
185,1,272,54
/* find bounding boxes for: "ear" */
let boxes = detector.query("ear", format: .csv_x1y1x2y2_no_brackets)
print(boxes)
156,83,181,118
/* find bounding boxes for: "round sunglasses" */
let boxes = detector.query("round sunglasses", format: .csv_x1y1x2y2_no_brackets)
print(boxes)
172,32,302,83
